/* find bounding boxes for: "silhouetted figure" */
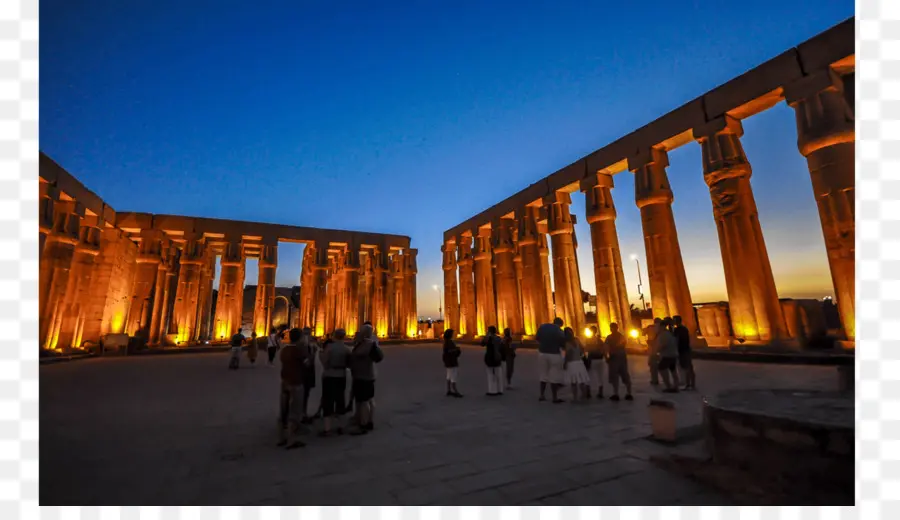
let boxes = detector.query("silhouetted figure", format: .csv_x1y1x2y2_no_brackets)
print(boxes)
228,328,246,370
657,317,680,392
536,317,566,403
482,326,504,396
349,323,382,435
247,331,258,366
502,328,517,387
318,330,350,436
673,315,695,390
442,328,463,397
299,327,317,424
277,327,307,449
564,327,590,402
646,318,663,385
267,327,282,366
585,324,606,399
605,323,633,401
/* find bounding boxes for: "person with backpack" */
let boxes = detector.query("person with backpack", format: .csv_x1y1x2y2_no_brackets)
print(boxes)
481,326,504,396
502,328,517,388
442,328,463,397
348,323,383,435
228,328,246,370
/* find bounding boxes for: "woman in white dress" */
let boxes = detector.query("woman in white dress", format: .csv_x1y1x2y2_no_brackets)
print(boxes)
563,327,590,402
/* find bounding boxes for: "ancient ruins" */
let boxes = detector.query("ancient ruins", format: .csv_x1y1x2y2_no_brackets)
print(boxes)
442,19,854,348
39,155,417,352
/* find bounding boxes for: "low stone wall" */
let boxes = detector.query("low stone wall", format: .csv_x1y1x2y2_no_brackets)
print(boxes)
704,389,853,498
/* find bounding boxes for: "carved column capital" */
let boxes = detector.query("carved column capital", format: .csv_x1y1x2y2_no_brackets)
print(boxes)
630,147,674,209
542,191,576,236
490,218,516,253
695,115,752,186
581,172,617,224
456,235,474,266
784,68,854,157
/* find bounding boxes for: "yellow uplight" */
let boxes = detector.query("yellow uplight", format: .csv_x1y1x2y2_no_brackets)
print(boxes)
583,328,593,338
629,329,639,339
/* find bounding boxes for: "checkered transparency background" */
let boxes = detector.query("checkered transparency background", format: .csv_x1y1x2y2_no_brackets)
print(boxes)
0,0,895,516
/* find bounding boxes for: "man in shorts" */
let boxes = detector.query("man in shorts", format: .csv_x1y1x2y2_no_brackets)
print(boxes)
605,322,633,401
535,317,566,403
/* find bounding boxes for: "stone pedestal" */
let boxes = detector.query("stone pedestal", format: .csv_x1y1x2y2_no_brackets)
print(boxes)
543,192,585,335
785,69,855,341
581,172,631,336
630,148,697,337
696,116,787,342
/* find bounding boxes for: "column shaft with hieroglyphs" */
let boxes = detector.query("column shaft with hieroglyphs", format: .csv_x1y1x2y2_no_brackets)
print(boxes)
404,249,418,337
581,172,631,337
56,221,102,350
543,192,585,334
40,201,83,350
253,241,278,337
515,205,551,336
696,116,787,342
456,235,477,338
785,69,855,341
630,148,697,335
173,233,207,344
213,238,245,341
492,218,523,336
473,228,497,337
441,239,460,334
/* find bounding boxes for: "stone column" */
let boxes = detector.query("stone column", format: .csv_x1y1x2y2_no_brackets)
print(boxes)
56,220,102,350
492,218,523,336
539,234,555,321
298,246,314,329
40,201,84,350
196,252,216,342
253,240,278,337
344,249,361,337
389,253,403,337
39,183,60,261
543,192,586,334
312,244,330,338
404,249,418,337
172,233,206,345
148,241,174,345
364,250,376,324
515,206,551,336
456,235,477,338
213,239,245,341
785,69,855,341
472,228,497,337
441,239,460,334
125,230,165,339
373,248,389,338
513,238,524,329
696,116,787,342
630,147,697,335
581,172,631,337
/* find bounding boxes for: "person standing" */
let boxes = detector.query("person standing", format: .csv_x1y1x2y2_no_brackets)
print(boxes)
349,323,382,435
563,327,590,402
228,328,246,370
277,327,307,449
645,318,663,385
502,328,517,388
673,315,695,390
298,327,318,424
481,326,504,396
657,317,681,393
247,331,259,367
318,329,350,436
605,323,633,401
442,329,463,397
266,327,282,366
585,325,606,399
536,317,566,403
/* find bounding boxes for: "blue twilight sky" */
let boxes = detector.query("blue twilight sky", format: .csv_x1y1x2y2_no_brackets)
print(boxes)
41,0,853,319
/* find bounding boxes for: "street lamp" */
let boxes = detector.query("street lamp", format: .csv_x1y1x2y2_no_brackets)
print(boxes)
433,284,443,320
630,253,648,312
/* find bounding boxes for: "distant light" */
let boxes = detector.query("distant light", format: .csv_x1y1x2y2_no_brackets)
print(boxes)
629,254,638,261
629,329,639,339
432,285,439,291
583,328,593,338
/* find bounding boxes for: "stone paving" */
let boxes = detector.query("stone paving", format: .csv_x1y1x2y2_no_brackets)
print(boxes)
40,343,839,505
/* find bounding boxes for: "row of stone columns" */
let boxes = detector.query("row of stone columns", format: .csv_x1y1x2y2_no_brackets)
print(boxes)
442,67,855,343
297,244,418,339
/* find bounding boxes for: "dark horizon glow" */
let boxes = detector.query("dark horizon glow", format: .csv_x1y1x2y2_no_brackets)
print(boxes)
41,1,853,319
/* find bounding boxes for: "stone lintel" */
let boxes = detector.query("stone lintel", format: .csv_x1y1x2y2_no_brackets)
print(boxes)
783,68,844,106
542,191,572,207
579,171,615,192
628,146,669,173
694,115,744,141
